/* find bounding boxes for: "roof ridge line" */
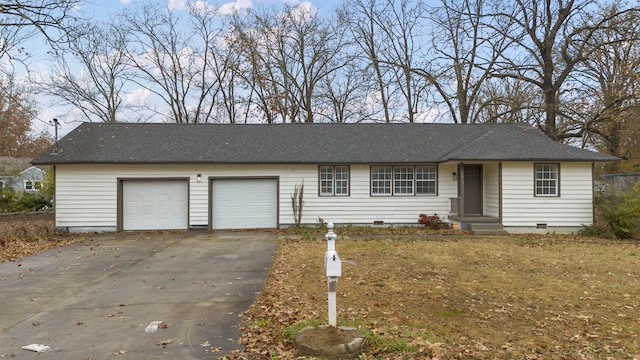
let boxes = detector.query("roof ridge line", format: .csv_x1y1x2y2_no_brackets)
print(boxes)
436,127,497,162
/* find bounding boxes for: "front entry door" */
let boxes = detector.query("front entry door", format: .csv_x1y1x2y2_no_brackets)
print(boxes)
463,165,482,215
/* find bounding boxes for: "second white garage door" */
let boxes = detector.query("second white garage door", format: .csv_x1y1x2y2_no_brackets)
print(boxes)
211,178,278,230
122,180,189,231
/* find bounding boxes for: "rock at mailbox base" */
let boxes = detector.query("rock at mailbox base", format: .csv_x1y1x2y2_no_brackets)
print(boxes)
295,325,365,359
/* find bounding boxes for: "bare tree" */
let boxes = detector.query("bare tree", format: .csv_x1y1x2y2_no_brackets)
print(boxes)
408,0,511,124
575,5,640,170
231,10,293,123
232,4,348,123
189,4,241,123
319,61,380,123
119,2,221,123
487,0,640,141
0,0,83,69
477,77,542,124
376,0,428,123
42,22,131,123
339,0,394,123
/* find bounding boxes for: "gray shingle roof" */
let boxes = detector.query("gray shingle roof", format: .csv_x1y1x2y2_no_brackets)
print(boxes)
31,122,618,165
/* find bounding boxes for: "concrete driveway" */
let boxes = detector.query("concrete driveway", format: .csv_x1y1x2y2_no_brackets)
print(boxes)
0,231,278,359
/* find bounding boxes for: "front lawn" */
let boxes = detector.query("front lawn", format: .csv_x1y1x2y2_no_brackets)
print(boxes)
228,233,640,359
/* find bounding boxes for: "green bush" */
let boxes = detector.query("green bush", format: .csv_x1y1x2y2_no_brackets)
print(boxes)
583,181,640,239
14,192,51,212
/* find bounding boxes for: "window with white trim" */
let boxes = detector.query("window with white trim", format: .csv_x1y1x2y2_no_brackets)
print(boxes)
319,166,349,196
416,166,437,194
535,163,559,196
24,180,42,192
394,166,414,194
371,165,437,196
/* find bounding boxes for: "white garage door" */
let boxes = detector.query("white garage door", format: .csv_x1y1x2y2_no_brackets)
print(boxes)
122,180,188,231
211,178,278,230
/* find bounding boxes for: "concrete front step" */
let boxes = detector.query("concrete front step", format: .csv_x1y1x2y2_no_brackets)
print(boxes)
469,223,508,235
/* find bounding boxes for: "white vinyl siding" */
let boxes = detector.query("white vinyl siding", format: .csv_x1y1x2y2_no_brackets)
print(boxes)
52,161,594,231
483,163,500,218
501,162,593,227
54,163,456,231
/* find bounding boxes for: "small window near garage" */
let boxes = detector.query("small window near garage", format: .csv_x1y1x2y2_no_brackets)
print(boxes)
319,166,350,196
371,165,437,196
535,163,559,196
24,180,42,192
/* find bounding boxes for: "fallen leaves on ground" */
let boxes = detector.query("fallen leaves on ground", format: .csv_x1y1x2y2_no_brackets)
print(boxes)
0,219,80,262
223,233,640,359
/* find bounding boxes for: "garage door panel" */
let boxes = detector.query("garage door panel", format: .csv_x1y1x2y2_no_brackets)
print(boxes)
122,180,188,231
212,179,277,230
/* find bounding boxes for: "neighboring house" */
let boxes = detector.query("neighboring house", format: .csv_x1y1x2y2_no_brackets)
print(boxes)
599,172,640,191
0,157,47,193
31,122,618,233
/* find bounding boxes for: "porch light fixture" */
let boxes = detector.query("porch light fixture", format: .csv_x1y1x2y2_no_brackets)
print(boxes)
452,172,457,181
197,174,202,183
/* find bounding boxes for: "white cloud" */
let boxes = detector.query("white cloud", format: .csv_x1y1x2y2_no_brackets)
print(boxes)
219,0,252,15
167,0,188,10
191,0,217,13
127,88,152,105
120,0,131,4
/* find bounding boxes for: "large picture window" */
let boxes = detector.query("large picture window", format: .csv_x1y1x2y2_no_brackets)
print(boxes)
535,163,559,196
319,166,350,196
371,165,437,196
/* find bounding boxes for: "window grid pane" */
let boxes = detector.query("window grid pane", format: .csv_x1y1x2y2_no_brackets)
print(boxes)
371,166,392,195
394,166,414,194
320,166,334,195
535,164,558,196
335,166,349,195
416,166,436,194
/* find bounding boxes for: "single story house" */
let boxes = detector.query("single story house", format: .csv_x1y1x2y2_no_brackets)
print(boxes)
31,122,617,233
0,157,47,193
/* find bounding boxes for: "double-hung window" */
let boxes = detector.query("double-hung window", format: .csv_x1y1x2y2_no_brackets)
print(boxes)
371,165,437,196
371,166,392,195
319,166,349,196
416,166,437,194
24,180,42,192
535,163,559,196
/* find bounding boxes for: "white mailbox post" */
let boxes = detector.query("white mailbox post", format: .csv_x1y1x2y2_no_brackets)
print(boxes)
324,223,342,326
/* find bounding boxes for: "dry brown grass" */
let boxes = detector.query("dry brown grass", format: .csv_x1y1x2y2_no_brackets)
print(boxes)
231,234,640,359
0,218,77,262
